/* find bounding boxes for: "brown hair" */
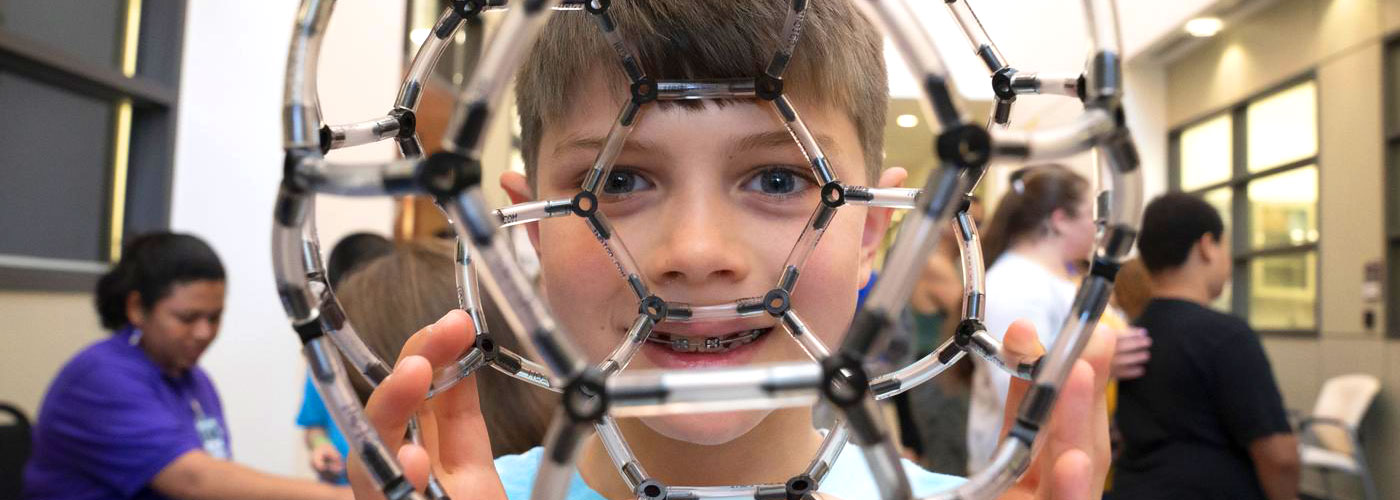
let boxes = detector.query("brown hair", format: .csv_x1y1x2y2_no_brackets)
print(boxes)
515,0,888,185
1111,258,1152,321
337,240,557,457
980,164,1090,266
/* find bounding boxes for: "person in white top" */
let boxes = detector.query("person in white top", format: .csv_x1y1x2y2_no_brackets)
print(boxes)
966,165,1099,473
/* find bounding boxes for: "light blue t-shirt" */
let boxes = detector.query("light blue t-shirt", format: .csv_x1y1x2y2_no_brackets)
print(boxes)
496,444,963,500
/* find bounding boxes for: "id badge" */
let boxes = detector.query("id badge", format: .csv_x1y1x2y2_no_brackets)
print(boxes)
195,414,230,459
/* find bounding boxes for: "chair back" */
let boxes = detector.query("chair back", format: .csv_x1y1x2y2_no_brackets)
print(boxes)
1310,374,1380,455
0,403,31,500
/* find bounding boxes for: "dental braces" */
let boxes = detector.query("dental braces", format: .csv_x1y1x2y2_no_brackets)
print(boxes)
273,1,1142,500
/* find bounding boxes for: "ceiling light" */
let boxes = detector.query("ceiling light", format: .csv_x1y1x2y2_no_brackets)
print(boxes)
409,28,430,47
1184,17,1223,38
895,114,919,128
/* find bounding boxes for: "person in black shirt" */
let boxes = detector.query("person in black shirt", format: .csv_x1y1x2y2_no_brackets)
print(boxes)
1109,193,1299,500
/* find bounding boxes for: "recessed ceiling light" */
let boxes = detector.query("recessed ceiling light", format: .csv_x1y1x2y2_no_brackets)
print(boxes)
895,114,919,128
410,28,430,47
1184,17,1223,38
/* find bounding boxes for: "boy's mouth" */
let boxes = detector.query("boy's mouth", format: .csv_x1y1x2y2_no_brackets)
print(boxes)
645,327,774,353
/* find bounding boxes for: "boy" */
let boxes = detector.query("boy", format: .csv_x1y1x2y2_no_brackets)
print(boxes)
1109,194,1298,500
351,1,1114,499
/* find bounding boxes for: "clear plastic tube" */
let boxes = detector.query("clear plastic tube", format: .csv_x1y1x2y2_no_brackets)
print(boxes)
293,157,422,197
805,421,850,482
584,212,649,300
662,298,768,323
668,485,767,499
326,115,401,151
1026,278,1113,418
443,188,581,379
964,328,1035,380
489,348,559,390
494,198,573,227
843,186,921,209
945,0,1007,72
398,7,463,110
1009,72,1081,97
591,9,646,82
1082,0,1123,55
304,337,423,500
446,0,561,156
839,398,910,500
771,96,837,185
598,315,654,376
989,108,1113,161
452,238,489,336
851,0,964,128
780,310,830,361
282,0,335,149
606,362,821,417
581,102,643,193
861,166,963,317
656,79,756,100
530,417,592,500
765,0,808,78
595,416,647,490
775,204,837,289
319,311,396,386
954,212,986,321
923,440,1031,500
870,337,965,400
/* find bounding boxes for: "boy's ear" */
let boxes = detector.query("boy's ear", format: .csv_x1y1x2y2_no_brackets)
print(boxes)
1195,233,1216,265
859,167,908,285
500,171,542,254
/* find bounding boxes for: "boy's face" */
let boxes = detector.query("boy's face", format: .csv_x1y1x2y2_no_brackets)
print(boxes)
504,72,895,445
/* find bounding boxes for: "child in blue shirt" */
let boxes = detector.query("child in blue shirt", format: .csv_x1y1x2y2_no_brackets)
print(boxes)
349,1,1114,499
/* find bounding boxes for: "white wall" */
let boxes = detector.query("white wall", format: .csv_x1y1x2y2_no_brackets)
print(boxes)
173,0,402,474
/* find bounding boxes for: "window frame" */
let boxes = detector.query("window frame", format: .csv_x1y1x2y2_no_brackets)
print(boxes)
0,0,187,291
1385,39,1400,339
1167,72,1321,336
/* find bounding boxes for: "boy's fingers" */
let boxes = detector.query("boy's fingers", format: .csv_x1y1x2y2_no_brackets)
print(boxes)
426,368,494,474
1002,319,1046,366
1047,360,1096,465
397,310,476,368
397,443,431,494
365,355,433,450
1048,449,1092,500
998,319,1040,449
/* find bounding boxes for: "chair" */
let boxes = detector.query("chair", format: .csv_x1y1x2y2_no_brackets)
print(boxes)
0,402,31,500
1297,374,1380,500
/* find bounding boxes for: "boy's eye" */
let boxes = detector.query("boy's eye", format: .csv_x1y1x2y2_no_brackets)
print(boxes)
601,170,653,195
743,167,812,196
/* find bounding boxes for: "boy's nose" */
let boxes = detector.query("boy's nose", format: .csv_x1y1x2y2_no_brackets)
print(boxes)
643,196,751,290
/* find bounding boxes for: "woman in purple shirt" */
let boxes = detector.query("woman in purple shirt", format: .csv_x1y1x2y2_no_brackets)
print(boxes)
22,232,348,500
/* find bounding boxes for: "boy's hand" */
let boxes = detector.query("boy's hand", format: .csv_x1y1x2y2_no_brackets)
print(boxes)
996,320,1115,500
346,310,509,500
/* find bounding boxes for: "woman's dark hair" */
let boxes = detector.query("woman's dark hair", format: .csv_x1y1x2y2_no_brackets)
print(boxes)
980,164,1090,265
96,232,226,330
326,233,393,288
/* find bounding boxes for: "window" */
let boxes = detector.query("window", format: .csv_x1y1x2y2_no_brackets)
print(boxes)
0,0,186,290
1169,78,1319,334
1386,42,1400,338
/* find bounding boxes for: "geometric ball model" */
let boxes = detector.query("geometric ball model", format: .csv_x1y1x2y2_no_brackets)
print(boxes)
273,1,1143,500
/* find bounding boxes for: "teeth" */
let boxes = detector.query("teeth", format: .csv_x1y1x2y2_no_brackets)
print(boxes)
647,328,770,353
